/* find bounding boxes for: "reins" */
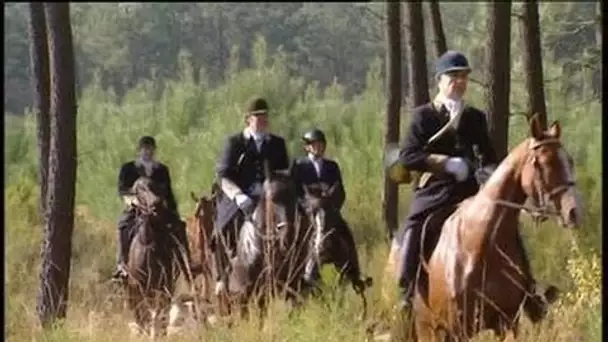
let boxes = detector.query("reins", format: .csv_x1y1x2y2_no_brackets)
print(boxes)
483,138,576,223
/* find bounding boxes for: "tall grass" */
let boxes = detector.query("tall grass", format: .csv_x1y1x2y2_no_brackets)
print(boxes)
5,38,601,341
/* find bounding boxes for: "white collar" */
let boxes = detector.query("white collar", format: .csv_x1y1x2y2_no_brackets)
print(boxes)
308,154,323,164
243,128,269,142
433,93,465,112
433,93,466,129
136,158,157,167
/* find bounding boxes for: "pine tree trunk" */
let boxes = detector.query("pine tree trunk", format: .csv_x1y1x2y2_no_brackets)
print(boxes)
427,0,448,58
484,2,512,160
595,1,602,95
521,1,547,128
27,3,51,221
36,3,78,329
383,1,402,240
405,2,430,106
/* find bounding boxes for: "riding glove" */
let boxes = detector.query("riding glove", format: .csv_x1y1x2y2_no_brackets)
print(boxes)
445,157,470,182
235,193,254,212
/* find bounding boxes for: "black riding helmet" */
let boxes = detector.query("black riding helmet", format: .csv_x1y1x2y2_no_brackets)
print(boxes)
245,96,270,117
435,50,471,78
302,128,326,145
138,136,156,148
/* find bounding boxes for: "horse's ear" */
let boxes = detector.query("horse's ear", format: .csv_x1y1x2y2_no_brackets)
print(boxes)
528,113,544,140
548,120,561,139
190,192,198,203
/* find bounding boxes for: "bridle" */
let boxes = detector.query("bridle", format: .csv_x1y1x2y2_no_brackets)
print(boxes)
487,138,576,223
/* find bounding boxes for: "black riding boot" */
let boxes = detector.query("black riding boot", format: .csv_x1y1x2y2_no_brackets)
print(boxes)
397,225,422,310
516,229,559,322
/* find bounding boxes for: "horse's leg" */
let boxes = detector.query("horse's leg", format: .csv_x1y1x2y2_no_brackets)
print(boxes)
213,233,232,316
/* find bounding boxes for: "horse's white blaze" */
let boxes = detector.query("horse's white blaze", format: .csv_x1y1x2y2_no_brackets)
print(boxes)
303,257,316,281
303,211,326,282
314,211,325,256
241,220,260,265
275,205,287,228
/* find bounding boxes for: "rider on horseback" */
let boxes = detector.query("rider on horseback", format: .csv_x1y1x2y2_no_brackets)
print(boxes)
291,128,365,291
113,136,198,280
213,97,290,285
395,51,548,311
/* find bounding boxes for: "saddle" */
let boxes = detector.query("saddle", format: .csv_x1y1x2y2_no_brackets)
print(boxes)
420,204,458,261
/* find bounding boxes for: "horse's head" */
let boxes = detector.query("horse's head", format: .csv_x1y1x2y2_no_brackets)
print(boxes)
131,177,168,220
302,182,339,212
520,114,583,228
302,182,340,235
190,190,215,234
259,169,298,232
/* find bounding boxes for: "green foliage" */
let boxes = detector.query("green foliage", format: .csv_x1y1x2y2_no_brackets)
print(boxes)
4,3,600,114
4,3,601,341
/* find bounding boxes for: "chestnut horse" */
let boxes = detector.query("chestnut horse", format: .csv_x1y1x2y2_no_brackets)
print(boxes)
185,187,217,305
386,115,583,341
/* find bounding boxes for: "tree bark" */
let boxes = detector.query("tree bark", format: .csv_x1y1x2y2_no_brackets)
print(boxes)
36,3,78,329
595,1,602,95
27,3,51,220
521,1,547,129
427,0,448,58
596,1,602,51
484,2,512,160
405,2,430,106
383,1,402,240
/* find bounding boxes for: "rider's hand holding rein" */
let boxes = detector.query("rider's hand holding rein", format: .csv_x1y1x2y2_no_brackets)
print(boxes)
445,157,470,182
235,193,253,212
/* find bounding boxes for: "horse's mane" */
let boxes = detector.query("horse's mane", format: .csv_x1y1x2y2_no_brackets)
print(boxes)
263,171,297,205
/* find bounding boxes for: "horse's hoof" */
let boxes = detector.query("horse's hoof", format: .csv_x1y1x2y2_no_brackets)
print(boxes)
214,281,227,295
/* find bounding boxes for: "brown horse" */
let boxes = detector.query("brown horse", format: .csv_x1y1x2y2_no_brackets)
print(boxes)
213,170,310,319
386,115,583,341
125,176,182,338
186,187,217,305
